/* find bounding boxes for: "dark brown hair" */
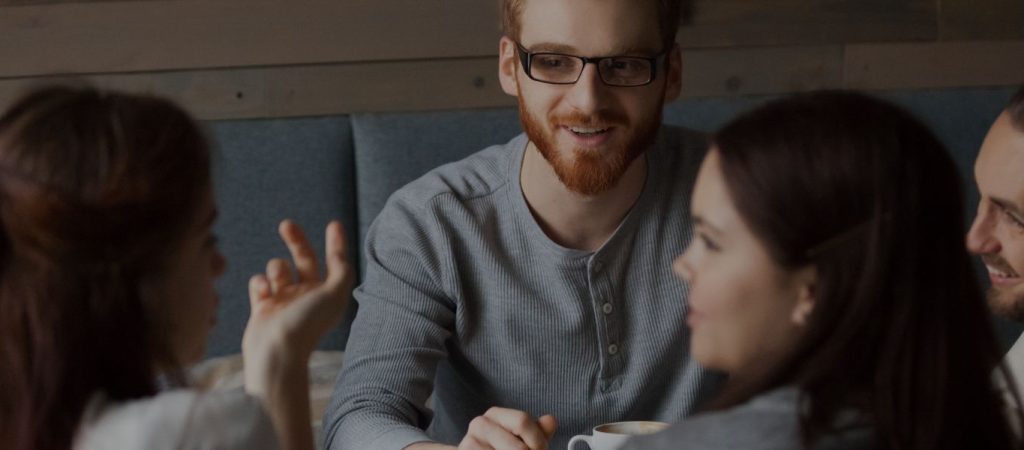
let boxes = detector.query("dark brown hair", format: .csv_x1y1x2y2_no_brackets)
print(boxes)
500,0,683,49
710,91,1021,449
1008,85,1024,131
0,86,211,450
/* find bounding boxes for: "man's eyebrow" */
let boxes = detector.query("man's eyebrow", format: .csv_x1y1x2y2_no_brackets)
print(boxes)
526,42,578,54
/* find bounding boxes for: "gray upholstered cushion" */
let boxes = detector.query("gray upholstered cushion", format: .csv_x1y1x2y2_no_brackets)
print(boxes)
204,116,357,357
351,108,522,253
664,95,775,132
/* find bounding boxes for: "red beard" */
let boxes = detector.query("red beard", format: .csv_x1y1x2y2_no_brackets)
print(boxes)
517,92,661,196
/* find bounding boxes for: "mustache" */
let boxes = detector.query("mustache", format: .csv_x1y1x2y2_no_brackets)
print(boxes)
550,110,628,127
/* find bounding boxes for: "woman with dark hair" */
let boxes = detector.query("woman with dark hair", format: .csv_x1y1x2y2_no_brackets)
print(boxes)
0,86,353,450
624,91,1023,449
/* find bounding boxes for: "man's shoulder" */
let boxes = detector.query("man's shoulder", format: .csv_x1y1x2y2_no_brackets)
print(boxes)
388,133,526,213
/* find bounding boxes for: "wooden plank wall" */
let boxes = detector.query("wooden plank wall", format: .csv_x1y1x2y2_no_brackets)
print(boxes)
0,0,1021,120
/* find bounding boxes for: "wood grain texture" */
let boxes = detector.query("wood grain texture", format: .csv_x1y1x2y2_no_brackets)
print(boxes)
1,0,948,81
0,0,500,78
678,0,937,47
0,57,512,120
845,41,1024,90
681,45,844,96
3,40,1021,120
0,45,855,119
939,0,1024,40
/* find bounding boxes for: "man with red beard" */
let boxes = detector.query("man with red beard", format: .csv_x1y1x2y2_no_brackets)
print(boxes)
967,85,1024,388
323,1,722,449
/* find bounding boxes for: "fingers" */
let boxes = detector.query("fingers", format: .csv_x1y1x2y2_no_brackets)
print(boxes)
537,415,558,440
324,220,352,288
265,257,294,294
256,219,352,300
478,407,549,450
279,219,319,284
458,434,496,450
464,414,531,450
248,274,270,308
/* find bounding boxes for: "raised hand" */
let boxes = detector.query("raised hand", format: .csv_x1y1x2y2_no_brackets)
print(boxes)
243,219,354,365
240,220,354,450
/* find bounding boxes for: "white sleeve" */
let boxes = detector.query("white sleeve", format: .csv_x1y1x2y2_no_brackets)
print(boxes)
178,388,282,450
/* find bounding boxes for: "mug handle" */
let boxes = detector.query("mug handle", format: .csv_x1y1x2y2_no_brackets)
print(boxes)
567,434,592,450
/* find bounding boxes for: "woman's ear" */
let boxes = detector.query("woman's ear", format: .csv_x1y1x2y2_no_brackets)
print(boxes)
791,267,816,326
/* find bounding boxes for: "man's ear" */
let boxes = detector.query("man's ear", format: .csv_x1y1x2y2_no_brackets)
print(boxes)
791,267,817,326
663,43,682,103
498,36,520,97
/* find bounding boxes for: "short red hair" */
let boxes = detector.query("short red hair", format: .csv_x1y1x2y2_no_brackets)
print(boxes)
500,0,683,49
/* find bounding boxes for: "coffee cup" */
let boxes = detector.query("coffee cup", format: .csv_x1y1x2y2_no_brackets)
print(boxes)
567,420,669,450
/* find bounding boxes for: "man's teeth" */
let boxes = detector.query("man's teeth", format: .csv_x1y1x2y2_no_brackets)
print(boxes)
569,126,608,135
988,266,1019,278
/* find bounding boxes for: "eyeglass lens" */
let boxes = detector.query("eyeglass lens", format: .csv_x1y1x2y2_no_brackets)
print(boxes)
530,54,653,86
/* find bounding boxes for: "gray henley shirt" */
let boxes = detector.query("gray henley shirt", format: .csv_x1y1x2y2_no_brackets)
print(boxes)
322,126,723,450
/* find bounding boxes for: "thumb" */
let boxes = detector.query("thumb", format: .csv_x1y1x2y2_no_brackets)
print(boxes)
538,414,558,440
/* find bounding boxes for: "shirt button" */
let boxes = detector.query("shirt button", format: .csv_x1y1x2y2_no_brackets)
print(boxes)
602,302,613,314
608,344,619,355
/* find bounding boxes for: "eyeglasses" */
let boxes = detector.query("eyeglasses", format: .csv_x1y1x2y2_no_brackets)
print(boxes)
515,41,668,87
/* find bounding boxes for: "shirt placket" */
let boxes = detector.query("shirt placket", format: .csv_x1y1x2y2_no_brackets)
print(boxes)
588,257,624,392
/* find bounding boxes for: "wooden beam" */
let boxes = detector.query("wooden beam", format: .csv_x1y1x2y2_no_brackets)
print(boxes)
0,46,845,119
681,45,844,97
939,0,1024,41
1,41,1021,120
0,57,513,120
845,41,1024,90
678,0,936,48
0,0,500,78
2,0,947,81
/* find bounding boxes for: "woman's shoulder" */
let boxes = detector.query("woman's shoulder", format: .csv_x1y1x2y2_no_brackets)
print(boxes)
624,387,872,450
642,387,804,449
74,388,280,450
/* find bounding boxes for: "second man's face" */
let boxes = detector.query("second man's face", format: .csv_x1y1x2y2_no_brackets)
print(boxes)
500,0,681,196
968,112,1024,321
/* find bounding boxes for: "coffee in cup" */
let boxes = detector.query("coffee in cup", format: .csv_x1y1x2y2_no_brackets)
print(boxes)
567,420,669,450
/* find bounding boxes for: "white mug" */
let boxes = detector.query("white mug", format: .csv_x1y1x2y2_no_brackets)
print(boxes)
567,420,669,450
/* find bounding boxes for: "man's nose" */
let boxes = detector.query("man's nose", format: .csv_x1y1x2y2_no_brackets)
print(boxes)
966,205,1001,255
564,64,609,114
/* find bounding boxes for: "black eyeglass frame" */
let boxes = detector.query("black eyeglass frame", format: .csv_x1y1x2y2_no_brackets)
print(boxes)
515,41,670,87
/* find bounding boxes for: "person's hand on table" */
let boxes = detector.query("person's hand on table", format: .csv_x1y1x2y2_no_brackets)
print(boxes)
406,407,558,450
